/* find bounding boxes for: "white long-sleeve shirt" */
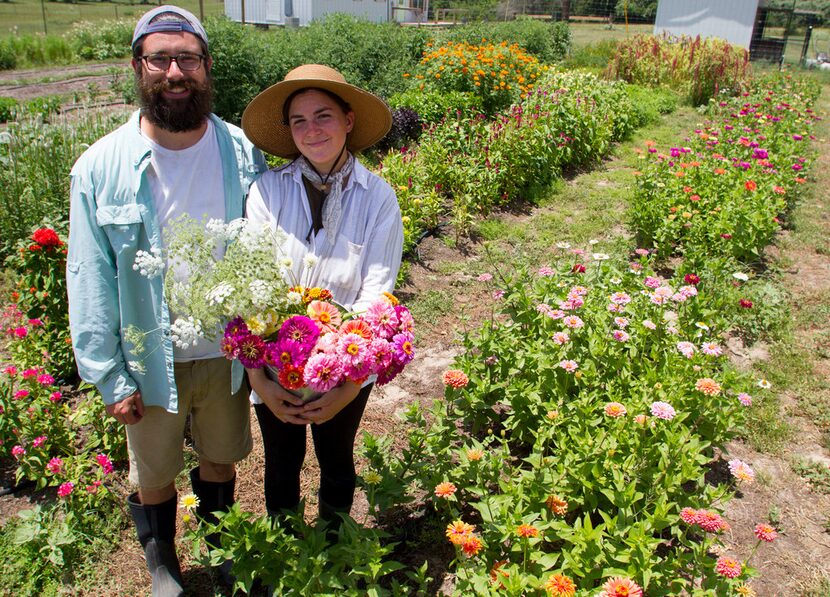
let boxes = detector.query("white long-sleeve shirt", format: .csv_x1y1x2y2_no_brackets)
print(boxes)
245,158,404,313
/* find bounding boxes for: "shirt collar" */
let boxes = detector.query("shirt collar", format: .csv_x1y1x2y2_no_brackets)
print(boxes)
284,155,370,191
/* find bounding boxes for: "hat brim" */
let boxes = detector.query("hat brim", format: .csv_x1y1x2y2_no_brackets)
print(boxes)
242,78,392,159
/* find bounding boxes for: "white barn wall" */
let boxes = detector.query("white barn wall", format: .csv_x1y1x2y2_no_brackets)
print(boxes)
654,0,760,48
310,0,388,23
224,0,271,24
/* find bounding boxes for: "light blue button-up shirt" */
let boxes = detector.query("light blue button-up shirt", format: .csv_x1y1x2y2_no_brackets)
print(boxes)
67,111,266,412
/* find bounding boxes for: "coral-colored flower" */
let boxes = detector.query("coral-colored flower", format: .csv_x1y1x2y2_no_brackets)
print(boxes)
736,584,757,597
695,377,721,396
516,524,539,538
434,482,457,498
442,369,469,388
307,300,341,333
754,523,777,542
599,577,643,597
545,573,576,596
745,180,757,191
604,402,627,418
278,364,305,390
461,534,483,557
466,448,484,461
546,494,568,515
715,556,742,578
728,459,755,484
446,520,475,545
697,510,728,533
341,318,374,340
489,559,509,586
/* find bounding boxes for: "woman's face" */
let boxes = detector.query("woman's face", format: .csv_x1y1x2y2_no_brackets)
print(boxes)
287,89,355,174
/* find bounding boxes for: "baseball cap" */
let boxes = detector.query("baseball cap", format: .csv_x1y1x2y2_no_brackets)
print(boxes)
131,5,208,52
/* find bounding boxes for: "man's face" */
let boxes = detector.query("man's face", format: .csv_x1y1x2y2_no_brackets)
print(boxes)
133,31,214,133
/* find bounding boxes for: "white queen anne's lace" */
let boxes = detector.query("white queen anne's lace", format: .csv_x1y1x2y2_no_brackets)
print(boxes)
170,317,203,348
132,248,164,278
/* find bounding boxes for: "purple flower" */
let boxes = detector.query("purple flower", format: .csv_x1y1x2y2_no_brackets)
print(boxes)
391,332,415,366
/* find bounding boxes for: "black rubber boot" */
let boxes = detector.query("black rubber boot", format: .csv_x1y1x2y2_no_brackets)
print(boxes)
127,492,184,597
190,467,236,586
318,497,351,543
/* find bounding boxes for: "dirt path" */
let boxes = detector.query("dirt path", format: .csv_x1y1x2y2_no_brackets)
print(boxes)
0,62,124,101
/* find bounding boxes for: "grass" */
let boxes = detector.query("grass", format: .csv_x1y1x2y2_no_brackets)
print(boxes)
567,21,653,49
0,0,225,36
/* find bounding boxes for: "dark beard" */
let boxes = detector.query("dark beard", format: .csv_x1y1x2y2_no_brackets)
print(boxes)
136,71,214,133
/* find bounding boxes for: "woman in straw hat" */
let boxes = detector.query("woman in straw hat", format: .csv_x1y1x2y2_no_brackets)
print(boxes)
241,65,404,529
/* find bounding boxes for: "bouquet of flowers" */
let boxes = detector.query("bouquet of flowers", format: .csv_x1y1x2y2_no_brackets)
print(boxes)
130,216,414,397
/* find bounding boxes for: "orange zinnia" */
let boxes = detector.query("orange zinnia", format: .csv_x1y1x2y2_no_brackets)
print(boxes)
545,573,576,597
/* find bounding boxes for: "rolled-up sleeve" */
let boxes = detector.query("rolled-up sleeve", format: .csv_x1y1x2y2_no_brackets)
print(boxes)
67,171,137,405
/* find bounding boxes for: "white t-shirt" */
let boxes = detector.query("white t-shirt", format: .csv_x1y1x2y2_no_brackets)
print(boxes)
144,119,225,361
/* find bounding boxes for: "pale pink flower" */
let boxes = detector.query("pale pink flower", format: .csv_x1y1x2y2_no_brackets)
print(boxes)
634,414,648,425
492,290,505,300
700,342,723,357
552,331,569,345
728,459,755,484
607,303,624,313
650,286,674,305
644,276,662,289
610,292,632,305
738,393,753,406
671,292,689,303
679,285,698,298
537,266,555,276
537,303,555,317
676,341,696,359
363,301,399,339
614,317,629,328
559,297,584,311
612,330,630,342
569,285,589,297
558,360,579,373
650,401,676,420
304,352,344,392
477,273,493,282
562,315,584,329
642,320,657,330
666,326,679,335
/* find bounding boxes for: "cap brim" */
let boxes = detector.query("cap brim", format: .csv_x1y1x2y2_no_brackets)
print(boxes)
242,79,392,158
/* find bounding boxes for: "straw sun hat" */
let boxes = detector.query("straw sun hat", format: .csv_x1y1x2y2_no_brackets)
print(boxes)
242,64,392,159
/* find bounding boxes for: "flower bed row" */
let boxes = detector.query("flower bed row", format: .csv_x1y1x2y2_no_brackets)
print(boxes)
631,74,820,265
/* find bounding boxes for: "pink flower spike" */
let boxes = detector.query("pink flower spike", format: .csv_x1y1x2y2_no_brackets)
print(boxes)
32,435,47,448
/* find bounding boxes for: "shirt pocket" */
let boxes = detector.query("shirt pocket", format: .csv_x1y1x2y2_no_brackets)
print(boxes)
96,204,144,253
320,238,363,293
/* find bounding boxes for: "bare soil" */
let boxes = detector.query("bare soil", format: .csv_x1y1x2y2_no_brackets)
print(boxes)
0,62,124,103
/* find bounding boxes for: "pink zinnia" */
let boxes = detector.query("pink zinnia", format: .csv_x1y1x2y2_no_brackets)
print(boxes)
392,332,415,365
644,276,662,289
697,510,727,532
679,507,699,525
96,453,114,475
738,393,753,406
650,286,674,305
612,330,630,342
337,332,371,371
37,373,55,386
57,482,75,498
598,577,643,597
394,305,414,334
47,457,63,474
650,401,676,420
754,523,777,542
538,266,555,276
32,435,47,448
728,459,755,483
715,557,742,579
11,445,25,459
676,341,695,359
642,319,657,330
610,292,632,305
306,300,342,333
477,273,493,282
363,301,399,340
303,352,344,393
559,360,578,373
367,338,394,374
562,315,584,329
614,317,629,328
700,342,723,357
552,331,569,345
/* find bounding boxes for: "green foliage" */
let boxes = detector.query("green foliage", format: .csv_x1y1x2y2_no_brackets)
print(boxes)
792,459,830,493
0,36,16,70
607,34,752,106
0,107,129,260
0,31,74,69
0,96,18,122
389,88,483,124
562,39,619,70
66,19,132,61
623,84,678,127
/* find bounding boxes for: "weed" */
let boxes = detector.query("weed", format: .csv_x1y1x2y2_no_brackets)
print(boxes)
792,459,830,493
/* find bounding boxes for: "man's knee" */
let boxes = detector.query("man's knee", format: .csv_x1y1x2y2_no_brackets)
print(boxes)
198,459,236,482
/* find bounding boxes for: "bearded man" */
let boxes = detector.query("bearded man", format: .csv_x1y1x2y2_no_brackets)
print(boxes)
66,6,265,596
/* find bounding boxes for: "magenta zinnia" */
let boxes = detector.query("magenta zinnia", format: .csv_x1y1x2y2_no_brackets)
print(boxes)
237,334,266,368
279,315,320,352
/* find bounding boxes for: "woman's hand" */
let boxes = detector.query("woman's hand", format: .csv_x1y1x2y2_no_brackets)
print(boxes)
300,382,361,425
247,368,308,425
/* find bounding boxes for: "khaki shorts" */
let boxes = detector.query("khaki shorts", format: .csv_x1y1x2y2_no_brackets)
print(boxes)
126,357,253,490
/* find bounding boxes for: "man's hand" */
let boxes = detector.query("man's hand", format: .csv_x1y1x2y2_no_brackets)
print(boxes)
247,367,308,425
300,382,361,425
105,391,145,425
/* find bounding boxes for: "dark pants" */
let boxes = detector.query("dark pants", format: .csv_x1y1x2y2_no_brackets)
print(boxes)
253,384,372,514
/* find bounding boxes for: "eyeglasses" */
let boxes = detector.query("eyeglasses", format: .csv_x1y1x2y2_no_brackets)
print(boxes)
140,53,205,72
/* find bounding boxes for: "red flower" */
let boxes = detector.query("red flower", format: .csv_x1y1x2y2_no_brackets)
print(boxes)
572,263,586,273
31,228,63,248
720,233,732,239
684,273,700,285
744,180,757,191
739,299,753,309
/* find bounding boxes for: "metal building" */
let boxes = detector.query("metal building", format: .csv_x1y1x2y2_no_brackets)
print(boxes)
224,0,427,27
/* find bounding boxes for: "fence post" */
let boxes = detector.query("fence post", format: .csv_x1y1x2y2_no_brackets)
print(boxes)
801,25,813,66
